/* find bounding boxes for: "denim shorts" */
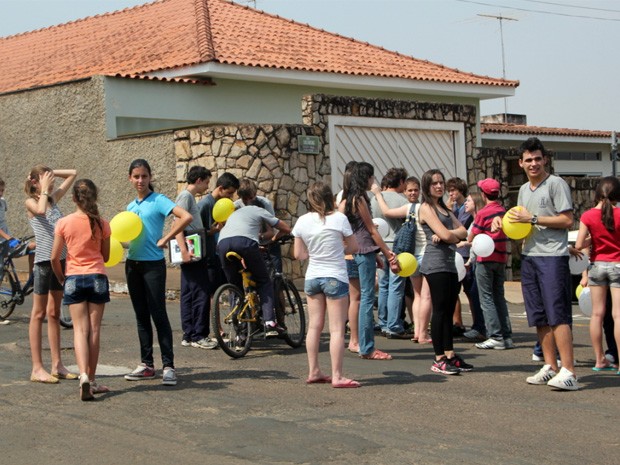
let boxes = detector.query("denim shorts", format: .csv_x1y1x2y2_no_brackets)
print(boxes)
33,261,64,295
304,277,349,299
588,261,620,288
63,273,111,305
411,253,424,278
346,258,359,279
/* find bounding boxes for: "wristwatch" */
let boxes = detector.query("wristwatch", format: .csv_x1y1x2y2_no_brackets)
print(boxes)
530,215,538,225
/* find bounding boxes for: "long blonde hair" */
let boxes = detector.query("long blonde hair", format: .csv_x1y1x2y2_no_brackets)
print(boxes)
307,181,335,221
25,165,52,199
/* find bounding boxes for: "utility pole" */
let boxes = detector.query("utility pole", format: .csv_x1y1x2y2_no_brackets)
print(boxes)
478,14,518,120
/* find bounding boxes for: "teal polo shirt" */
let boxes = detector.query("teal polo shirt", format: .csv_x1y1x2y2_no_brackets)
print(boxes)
127,192,176,261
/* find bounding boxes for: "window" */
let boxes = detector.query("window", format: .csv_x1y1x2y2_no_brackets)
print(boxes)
554,151,602,161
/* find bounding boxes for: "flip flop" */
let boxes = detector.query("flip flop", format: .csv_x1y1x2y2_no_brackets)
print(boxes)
592,365,617,372
333,379,361,389
30,375,60,384
91,381,111,394
360,349,392,360
306,375,332,384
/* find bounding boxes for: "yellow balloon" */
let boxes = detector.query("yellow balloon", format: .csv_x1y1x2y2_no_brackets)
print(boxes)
575,284,583,299
105,237,124,268
396,252,418,277
110,211,143,242
502,207,532,240
213,198,235,223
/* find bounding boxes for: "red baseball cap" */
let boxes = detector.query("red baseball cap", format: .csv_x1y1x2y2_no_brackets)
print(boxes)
477,178,500,196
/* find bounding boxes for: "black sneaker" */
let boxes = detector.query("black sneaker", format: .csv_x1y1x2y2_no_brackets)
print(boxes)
431,357,460,375
448,354,474,372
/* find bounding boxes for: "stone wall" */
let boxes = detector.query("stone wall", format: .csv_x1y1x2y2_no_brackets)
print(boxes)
174,94,478,283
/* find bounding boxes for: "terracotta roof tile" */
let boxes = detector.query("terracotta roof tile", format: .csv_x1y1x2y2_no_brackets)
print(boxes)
482,123,612,139
0,0,518,95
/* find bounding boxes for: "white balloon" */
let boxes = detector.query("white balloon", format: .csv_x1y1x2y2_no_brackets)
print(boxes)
372,218,390,238
454,253,466,282
472,234,494,258
578,286,592,317
568,255,589,275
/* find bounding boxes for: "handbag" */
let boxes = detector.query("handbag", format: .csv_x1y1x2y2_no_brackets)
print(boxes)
393,203,417,255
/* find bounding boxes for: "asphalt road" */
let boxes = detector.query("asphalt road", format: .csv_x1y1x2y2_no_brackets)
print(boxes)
0,293,617,465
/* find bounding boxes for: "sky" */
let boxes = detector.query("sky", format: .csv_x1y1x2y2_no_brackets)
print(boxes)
1,0,619,131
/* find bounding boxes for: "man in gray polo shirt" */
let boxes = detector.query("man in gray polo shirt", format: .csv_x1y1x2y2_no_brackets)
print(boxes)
497,137,578,391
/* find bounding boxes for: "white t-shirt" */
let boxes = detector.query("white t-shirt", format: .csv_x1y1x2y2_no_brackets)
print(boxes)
292,211,353,284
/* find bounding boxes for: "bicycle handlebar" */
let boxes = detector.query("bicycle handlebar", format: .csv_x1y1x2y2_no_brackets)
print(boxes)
8,236,34,259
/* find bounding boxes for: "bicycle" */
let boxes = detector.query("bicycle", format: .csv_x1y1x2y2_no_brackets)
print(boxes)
211,235,306,358
0,237,73,328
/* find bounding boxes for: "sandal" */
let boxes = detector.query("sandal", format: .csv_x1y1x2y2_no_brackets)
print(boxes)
306,375,332,384
360,349,392,360
91,381,111,393
30,375,59,384
332,379,361,388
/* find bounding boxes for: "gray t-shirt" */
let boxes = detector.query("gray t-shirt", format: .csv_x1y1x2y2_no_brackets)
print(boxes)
518,174,572,257
218,205,279,244
370,191,408,243
234,196,275,215
0,198,9,234
175,189,203,232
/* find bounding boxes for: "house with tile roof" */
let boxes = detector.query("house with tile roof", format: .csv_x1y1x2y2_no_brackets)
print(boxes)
481,114,616,177
0,0,517,241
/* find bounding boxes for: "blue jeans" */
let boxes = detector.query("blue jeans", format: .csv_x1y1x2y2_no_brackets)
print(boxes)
125,259,174,368
475,261,511,340
218,236,275,322
377,267,405,334
466,264,486,334
354,252,378,356
180,258,211,342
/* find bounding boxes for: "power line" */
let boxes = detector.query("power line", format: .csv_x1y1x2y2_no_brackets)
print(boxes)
454,0,620,21
521,0,620,14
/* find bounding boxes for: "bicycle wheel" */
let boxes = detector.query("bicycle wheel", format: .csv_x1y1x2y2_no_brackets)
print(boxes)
59,303,73,329
0,270,17,320
275,278,306,348
212,283,252,358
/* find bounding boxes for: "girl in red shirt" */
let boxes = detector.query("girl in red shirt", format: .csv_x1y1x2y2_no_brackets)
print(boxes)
575,176,620,372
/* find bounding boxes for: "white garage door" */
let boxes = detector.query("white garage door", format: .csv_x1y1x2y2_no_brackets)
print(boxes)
328,116,467,192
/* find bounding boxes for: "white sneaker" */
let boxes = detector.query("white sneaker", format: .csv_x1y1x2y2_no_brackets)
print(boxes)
191,338,218,350
181,339,191,347
547,367,580,391
476,338,506,350
503,338,514,349
526,364,556,385
162,367,177,386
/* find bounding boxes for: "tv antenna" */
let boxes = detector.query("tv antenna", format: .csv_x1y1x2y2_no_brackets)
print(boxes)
478,14,518,118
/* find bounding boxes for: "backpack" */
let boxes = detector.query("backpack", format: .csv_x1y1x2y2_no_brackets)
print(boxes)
393,203,418,255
